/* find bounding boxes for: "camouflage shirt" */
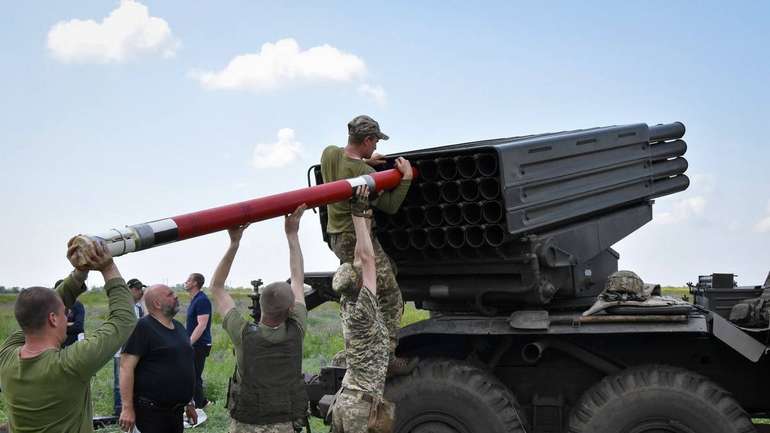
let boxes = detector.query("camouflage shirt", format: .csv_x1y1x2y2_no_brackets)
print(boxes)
340,288,388,398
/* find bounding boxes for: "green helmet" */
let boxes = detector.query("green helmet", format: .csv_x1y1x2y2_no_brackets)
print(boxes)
605,270,646,296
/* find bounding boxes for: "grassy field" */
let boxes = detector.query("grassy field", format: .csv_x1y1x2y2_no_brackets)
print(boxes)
0,286,694,431
0,289,429,432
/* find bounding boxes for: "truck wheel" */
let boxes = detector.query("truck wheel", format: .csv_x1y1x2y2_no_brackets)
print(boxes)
385,359,526,433
568,364,755,433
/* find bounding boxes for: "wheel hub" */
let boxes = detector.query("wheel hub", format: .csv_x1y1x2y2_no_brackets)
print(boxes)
625,418,697,433
402,413,472,433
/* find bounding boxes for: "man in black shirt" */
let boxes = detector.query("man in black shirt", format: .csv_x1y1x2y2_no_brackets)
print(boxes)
118,284,197,433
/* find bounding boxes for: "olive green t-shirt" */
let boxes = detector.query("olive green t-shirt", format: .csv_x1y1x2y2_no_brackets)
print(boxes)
0,276,137,433
320,145,412,234
222,303,308,382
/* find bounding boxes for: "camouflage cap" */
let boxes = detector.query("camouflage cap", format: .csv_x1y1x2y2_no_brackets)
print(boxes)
605,270,654,298
348,115,389,140
332,263,362,296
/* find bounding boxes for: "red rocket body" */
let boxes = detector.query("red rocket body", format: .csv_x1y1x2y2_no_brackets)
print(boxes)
91,167,415,257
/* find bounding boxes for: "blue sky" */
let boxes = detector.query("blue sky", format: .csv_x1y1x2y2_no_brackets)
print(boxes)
1,1,768,289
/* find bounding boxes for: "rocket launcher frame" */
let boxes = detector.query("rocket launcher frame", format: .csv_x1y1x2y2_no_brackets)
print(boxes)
309,121,691,310
87,166,416,258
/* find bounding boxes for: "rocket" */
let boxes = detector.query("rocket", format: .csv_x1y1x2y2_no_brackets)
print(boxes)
85,167,415,258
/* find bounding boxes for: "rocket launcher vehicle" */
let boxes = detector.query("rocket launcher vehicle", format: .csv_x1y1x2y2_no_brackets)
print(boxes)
310,122,690,312
82,167,416,259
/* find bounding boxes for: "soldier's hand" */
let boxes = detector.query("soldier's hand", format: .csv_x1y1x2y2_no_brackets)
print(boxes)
228,224,250,244
395,157,413,180
351,186,373,218
118,406,135,432
67,236,114,272
284,204,307,235
365,153,387,167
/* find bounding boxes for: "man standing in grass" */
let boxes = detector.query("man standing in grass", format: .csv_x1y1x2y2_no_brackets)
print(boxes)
118,284,197,433
209,204,309,433
184,272,213,410
0,236,137,433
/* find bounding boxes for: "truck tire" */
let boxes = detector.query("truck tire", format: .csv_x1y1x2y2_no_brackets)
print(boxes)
568,364,756,433
385,359,526,433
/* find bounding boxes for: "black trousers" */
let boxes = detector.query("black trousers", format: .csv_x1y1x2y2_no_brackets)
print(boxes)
135,405,184,433
193,344,211,408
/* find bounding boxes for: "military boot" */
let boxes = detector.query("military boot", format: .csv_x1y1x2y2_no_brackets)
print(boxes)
386,356,418,378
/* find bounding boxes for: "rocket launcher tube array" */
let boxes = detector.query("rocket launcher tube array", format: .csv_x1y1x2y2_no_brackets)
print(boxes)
90,166,416,258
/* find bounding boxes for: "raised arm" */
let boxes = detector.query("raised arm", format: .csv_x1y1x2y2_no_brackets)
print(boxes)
210,224,250,318
372,157,413,214
285,204,308,306
60,237,136,380
351,187,376,294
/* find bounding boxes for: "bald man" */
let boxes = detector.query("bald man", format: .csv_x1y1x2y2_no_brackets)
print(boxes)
210,205,309,433
118,285,197,433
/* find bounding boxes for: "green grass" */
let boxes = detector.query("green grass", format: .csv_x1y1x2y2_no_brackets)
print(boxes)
0,290,427,432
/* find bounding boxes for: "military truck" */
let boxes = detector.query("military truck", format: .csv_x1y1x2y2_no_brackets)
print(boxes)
300,122,770,433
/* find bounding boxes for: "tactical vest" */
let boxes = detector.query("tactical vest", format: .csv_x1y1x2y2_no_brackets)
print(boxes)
227,320,308,424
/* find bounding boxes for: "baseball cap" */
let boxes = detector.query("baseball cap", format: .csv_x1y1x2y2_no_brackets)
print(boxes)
127,278,147,290
348,115,389,140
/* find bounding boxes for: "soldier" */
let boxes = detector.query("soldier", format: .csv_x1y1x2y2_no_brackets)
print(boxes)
331,186,393,433
0,236,137,433
320,114,415,376
209,204,309,433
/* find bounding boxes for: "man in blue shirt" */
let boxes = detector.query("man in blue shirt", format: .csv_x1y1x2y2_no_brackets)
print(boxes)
184,272,212,409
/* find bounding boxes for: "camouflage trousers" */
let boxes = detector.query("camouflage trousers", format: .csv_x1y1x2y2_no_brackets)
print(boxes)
228,419,294,433
331,391,372,433
330,232,403,356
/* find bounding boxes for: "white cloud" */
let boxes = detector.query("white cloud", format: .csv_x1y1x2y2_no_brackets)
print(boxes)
192,38,367,92
253,128,302,169
753,200,770,233
47,0,178,63
358,83,387,105
657,196,707,225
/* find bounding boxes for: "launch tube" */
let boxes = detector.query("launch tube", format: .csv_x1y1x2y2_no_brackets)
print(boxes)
437,157,458,180
390,229,410,251
649,122,685,142
441,203,463,226
459,179,480,201
477,153,498,177
465,225,485,248
446,226,465,248
479,177,500,200
425,206,444,227
427,227,448,249
89,166,415,258
417,160,438,182
461,203,482,225
420,183,440,204
440,181,461,203
406,207,426,227
481,201,504,223
409,229,428,250
456,155,478,179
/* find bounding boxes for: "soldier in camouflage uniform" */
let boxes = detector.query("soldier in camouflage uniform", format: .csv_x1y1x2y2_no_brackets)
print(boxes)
320,115,416,376
331,187,393,433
